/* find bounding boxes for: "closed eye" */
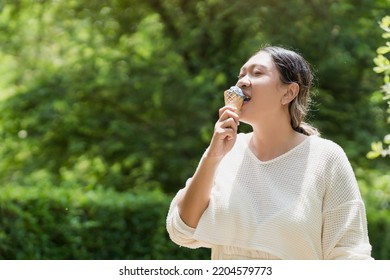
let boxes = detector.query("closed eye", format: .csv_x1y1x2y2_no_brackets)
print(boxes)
237,73,246,79
253,67,264,76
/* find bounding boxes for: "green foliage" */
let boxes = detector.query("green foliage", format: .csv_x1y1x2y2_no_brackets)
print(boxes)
0,0,389,260
367,16,390,159
357,169,390,259
367,211,390,260
0,177,389,260
0,0,240,192
0,185,209,259
0,0,388,192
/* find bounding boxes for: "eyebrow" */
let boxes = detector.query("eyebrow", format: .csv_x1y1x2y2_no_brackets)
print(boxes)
239,63,269,73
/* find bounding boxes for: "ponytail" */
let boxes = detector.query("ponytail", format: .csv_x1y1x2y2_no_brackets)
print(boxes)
293,122,320,136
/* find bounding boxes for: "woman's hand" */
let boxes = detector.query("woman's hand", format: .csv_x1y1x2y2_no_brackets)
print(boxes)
206,105,240,159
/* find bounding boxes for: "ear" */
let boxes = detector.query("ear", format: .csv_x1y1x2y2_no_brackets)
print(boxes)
282,82,299,105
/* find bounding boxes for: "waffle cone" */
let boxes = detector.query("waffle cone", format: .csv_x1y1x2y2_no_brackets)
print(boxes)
224,89,244,110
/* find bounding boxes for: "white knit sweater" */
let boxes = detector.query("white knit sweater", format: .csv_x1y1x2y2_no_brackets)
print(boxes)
166,133,373,260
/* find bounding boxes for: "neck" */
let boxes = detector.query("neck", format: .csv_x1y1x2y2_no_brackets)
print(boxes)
249,120,307,161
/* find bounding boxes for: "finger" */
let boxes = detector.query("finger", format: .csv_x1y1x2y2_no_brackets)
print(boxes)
219,108,240,125
214,126,237,141
220,117,238,131
214,119,238,141
218,105,238,118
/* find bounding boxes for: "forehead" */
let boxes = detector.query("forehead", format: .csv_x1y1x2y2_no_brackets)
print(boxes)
240,51,274,71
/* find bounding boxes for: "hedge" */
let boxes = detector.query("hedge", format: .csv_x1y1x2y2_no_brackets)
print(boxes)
367,210,390,260
0,184,388,259
0,185,209,260
357,169,390,260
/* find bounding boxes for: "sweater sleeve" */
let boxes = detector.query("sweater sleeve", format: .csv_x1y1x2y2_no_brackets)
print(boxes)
166,181,212,249
321,145,373,260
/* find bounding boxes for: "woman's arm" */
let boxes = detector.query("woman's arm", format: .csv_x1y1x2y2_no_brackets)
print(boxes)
322,145,373,260
176,106,240,228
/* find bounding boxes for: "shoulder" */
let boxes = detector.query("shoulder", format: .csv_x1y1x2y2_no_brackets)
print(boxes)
308,136,347,159
309,135,342,150
309,136,357,185
305,136,355,177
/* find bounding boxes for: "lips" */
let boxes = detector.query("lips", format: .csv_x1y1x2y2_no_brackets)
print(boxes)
242,91,251,102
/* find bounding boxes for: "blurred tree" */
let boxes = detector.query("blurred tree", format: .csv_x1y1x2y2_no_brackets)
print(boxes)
0,0,388,193
252,0,389,166
367,16,390,159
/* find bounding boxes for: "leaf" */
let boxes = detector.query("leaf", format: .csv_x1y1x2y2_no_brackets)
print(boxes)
377,46,390,55
367,151,380,159
374,66,386,73
382,83,390,95
373,55,390,68
384,134,390,145
379,15,390,32
371,141,383,152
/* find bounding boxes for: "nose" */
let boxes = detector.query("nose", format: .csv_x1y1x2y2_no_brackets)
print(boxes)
236,74,251,88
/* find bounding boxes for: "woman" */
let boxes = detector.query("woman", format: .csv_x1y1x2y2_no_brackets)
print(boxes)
166,46,373,260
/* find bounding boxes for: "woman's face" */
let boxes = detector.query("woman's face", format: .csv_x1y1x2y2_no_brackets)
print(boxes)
236,51,288,125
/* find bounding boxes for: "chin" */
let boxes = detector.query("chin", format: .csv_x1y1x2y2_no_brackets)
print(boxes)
238,115,251,126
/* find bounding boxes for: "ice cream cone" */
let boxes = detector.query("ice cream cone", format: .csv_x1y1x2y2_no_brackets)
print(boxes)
224,86,245,111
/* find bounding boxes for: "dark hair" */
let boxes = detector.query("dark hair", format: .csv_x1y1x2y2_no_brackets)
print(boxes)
258,46,320,136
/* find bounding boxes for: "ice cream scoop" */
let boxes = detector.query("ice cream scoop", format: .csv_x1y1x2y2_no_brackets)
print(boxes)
224,86,246,111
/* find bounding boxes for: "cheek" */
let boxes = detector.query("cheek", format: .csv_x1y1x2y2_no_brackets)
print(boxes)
254,89,282,107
